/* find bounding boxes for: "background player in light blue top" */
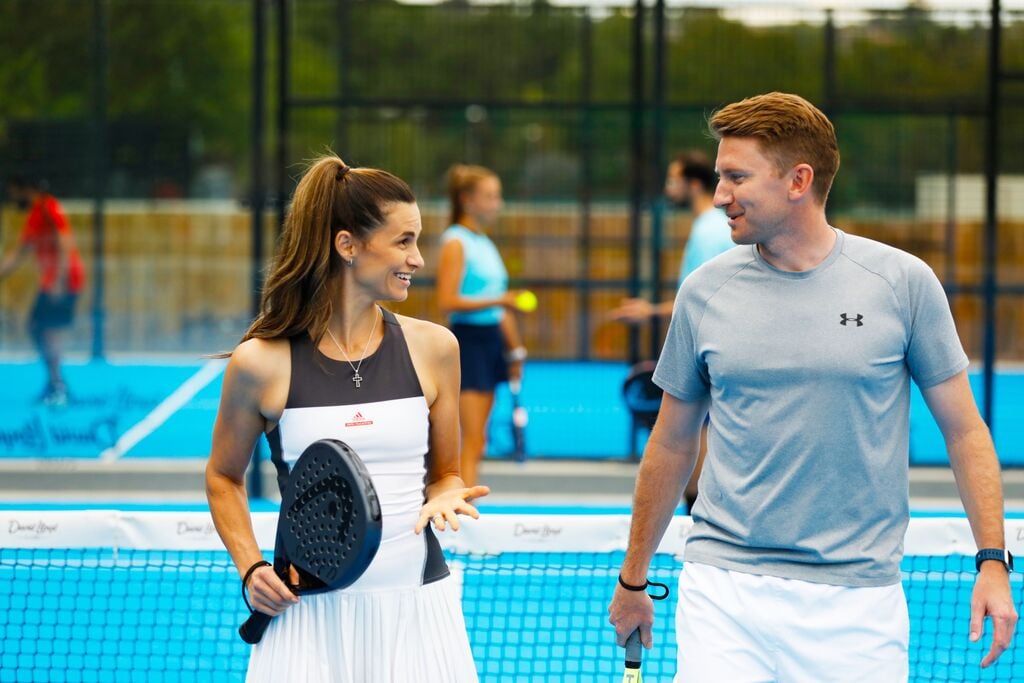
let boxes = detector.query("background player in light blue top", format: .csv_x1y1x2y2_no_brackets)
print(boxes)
611,150,733,512
437,164,528,487
609,92,1017,681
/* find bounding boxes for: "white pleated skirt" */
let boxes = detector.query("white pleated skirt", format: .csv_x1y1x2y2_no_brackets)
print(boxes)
245,576,479,683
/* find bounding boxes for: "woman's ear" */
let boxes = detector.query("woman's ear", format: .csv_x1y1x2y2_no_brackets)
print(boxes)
459,189,474,214
334,230,356,264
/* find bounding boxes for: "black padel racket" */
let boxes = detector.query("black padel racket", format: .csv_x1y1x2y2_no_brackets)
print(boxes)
622,361,663,430
239,438,382,644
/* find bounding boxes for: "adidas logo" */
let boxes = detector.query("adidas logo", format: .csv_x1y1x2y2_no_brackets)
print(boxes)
345,410,373,427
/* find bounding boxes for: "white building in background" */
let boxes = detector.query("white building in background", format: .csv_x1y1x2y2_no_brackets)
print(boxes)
916,175,1024,221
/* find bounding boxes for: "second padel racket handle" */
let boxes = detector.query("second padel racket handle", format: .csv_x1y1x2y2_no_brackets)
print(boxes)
624,629,642,668
239,610,274,644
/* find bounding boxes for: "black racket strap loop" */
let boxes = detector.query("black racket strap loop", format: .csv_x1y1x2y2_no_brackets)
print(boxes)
241,560,272,613
646,579,670,601
618,573,670,601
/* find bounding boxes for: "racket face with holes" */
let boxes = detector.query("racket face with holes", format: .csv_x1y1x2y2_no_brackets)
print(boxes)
622,361,663,426
279,438,382,593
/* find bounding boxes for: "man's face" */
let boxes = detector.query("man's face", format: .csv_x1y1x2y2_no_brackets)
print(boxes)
713,137,795,245
664,161,690,207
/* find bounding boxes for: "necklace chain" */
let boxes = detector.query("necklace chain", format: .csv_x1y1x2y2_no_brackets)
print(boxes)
325,306,380,389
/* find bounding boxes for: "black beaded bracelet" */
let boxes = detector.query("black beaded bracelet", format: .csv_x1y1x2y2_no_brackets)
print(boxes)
241,560,272,613
618,574,671,600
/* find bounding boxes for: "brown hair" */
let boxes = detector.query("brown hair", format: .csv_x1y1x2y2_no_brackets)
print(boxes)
447,164,497,226
673,150,717,193
708,92,840,204
239,154,415,347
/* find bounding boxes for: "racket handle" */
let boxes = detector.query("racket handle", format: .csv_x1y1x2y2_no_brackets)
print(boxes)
624,629,642,668
239,610,274,644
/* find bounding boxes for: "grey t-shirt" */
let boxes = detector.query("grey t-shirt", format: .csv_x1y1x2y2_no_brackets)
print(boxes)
653,229,968,587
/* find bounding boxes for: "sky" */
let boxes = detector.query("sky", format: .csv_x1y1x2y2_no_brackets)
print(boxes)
397,0,1024,12
393,0,1024,28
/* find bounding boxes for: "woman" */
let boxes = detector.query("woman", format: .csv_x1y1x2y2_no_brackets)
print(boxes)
437,164,527,487
206,155,487,682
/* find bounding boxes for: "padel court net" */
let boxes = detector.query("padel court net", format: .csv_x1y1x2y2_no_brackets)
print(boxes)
1,511,1022,682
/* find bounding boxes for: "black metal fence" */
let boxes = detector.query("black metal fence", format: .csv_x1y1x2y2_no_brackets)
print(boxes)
1,1,1022,379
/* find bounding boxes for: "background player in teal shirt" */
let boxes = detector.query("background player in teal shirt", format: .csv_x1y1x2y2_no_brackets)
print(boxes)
611,150,733,321
611,150,733,512
437,165,527,487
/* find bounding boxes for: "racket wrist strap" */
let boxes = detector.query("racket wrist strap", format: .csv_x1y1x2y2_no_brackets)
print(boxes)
618,573,670,601
617,574,647,591
241,560,272,613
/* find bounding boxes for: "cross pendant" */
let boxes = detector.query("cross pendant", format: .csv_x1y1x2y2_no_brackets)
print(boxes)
352,372,363,388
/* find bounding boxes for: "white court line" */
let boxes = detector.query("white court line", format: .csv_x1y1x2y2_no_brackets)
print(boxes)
99,359,228,462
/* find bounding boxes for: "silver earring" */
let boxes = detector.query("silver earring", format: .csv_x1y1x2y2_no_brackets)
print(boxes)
346,257,354,266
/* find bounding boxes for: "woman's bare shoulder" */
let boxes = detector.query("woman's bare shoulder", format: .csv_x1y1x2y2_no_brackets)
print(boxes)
227,337,290,384
394,315,458,359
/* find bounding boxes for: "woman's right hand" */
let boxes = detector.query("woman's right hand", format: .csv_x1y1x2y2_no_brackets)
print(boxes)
245,564,301,616
502,291,524,310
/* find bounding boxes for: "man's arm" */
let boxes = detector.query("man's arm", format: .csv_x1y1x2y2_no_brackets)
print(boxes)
608,298,675,322
0,242,29,280
609,391,709,648
921,370,1018,668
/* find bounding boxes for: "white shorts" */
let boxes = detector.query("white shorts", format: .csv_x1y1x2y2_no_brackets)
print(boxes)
675,562,909,683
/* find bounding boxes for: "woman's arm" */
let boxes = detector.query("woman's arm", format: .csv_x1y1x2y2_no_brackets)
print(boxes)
205,339,298,615
407,321,489,532
499,310,526,381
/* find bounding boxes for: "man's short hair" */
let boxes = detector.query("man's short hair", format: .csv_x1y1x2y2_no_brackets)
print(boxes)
674,150,717,193
708,92,840,204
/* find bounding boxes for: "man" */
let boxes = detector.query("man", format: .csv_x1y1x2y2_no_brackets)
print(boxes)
608,92,1016,681
611,150,733,512
0,176,85,406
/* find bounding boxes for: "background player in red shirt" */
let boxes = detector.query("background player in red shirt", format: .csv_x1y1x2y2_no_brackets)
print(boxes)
1,176,85,406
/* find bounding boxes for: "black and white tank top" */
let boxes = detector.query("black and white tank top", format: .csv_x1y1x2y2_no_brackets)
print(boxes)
265,308,449,588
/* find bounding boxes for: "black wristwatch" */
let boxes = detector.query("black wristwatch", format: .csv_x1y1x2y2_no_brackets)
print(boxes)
975,548,1014,572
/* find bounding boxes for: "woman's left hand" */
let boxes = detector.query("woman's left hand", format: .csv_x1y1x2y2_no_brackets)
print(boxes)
415,485,491,534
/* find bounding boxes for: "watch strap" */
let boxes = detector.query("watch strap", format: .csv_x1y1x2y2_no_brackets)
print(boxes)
975,548,1014,572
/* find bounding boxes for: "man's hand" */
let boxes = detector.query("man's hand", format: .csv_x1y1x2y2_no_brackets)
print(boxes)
971,563,1018,668
609,298,655,323
609,583,656,649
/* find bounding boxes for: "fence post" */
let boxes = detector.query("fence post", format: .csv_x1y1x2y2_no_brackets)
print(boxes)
248,0,268,500
90,0,108,361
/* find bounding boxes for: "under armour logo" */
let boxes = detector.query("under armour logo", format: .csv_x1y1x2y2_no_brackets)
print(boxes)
840,313,864,327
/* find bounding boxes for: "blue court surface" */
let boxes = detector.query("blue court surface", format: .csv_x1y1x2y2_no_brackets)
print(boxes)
1,358,1022,464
